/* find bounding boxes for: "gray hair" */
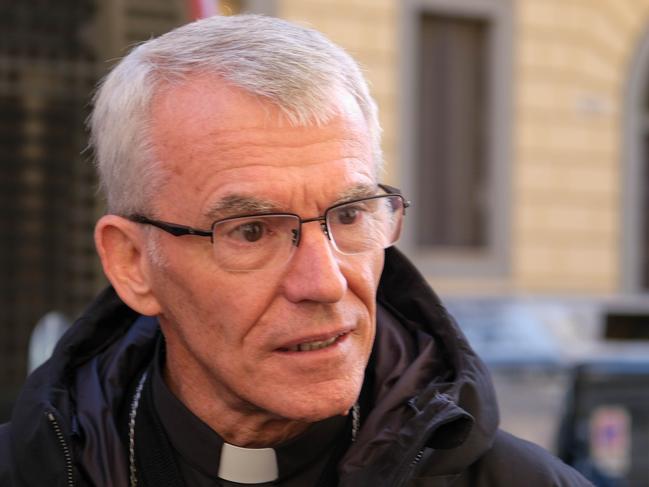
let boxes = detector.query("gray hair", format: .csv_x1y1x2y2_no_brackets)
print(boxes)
89,14,382,215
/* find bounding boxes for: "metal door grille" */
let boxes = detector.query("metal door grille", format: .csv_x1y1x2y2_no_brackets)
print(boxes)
0,1,186,417
0,2,100,394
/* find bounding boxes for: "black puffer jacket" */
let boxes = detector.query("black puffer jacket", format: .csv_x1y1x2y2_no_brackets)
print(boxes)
0,248,591,486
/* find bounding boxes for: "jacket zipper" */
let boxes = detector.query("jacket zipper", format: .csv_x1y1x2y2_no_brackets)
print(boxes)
410,449,424,468
392,394,461,486
46,411,75,487
392,447,425,487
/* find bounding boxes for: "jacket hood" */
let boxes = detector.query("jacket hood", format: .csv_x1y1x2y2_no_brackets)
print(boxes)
6,247,499,486
9,287,157,486
339,247,499,485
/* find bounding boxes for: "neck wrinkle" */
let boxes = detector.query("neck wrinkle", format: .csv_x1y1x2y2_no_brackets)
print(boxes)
162,335,311,447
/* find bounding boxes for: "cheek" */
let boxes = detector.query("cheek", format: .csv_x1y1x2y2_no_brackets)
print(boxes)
152,249,282,342
341,250,384,352
343,250,385,302
198,272,283,335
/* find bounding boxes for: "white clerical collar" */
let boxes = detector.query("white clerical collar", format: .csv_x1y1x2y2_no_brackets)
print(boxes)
216,403,360,484
218,443,279,484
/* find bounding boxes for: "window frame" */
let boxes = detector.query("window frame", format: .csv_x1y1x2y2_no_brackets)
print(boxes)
399,0,513,279
622,24,649,293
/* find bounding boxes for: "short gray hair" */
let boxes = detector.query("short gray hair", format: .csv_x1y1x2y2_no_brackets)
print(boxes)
89,14,382,215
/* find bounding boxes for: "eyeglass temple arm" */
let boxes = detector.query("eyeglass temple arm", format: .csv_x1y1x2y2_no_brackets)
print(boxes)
128,215,212,237
378,184,411,209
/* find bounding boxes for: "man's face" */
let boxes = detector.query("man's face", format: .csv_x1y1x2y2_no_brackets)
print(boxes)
146,76,383,423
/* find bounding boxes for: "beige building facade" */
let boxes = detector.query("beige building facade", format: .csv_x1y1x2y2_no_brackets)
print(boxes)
86,0,649,296
4,0,649,408
260,0,649,297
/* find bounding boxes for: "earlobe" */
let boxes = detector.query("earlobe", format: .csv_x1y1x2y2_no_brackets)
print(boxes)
94,215,162,316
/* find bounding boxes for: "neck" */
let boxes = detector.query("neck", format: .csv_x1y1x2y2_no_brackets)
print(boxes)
163,353,310,447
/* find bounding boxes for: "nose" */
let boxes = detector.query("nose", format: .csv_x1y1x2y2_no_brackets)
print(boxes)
280,220,347,304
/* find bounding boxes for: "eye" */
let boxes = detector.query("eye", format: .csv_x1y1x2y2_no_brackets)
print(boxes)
334,205,364,225
231,221,267,242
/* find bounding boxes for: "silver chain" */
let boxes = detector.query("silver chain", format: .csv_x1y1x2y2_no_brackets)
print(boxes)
128,371,148,487
351,402,360,442
127,373,360,486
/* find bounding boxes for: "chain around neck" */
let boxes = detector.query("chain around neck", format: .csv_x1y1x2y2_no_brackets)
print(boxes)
128,371,148,487
127,374,361,487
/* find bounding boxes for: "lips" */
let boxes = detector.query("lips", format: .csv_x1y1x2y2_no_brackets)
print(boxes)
277,330,350,353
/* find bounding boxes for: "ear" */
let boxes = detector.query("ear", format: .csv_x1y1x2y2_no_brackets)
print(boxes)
94,215,162,316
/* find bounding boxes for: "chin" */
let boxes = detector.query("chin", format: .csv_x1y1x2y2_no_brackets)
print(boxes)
268,380,362,423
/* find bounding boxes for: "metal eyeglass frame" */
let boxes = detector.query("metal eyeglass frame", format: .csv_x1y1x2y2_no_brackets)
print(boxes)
126,183,410,250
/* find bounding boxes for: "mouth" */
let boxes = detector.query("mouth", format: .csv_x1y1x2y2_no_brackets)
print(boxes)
278,332,349,353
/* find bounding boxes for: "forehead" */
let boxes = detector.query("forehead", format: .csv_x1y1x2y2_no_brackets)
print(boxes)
148,76,375,215
150,74,370,153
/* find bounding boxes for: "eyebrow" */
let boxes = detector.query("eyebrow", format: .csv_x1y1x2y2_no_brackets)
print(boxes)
333,184,379,204
205,183,379,221
205,195,281,221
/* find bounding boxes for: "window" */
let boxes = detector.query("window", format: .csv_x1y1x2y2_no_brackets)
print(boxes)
400,0,512,278
416,14,488,248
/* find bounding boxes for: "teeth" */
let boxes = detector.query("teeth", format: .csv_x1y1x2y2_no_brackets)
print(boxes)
287,334,342,352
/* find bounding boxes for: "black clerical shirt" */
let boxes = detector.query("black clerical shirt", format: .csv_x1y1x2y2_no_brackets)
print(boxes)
150,339,353,486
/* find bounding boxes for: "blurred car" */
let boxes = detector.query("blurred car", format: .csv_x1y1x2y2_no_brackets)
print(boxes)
445,294,649,486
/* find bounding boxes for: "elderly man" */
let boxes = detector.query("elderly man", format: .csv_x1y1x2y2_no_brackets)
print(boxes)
0,14,590,487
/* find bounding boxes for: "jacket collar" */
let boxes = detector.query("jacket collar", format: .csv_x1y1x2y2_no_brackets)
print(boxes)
8,247,499,486
338,247,499,484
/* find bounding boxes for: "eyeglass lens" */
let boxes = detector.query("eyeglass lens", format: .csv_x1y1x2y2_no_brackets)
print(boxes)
212,194,404,271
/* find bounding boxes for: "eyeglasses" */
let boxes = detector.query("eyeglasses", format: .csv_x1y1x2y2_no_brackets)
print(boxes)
127,184,409,271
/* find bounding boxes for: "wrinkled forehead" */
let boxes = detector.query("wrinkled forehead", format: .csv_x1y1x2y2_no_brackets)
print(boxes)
146,75,375,215
150,74,368,141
